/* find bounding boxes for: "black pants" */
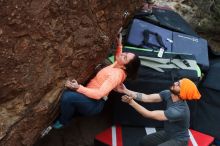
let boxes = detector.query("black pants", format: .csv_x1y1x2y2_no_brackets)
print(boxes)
139,130,188,146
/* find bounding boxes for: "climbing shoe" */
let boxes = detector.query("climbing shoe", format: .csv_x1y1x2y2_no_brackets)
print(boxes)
53,120,63,129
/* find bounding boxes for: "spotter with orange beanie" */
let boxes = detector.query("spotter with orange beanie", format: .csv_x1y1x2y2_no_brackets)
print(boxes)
115,78,201,146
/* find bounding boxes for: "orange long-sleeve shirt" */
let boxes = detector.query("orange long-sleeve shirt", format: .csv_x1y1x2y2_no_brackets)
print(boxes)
76,45,126,100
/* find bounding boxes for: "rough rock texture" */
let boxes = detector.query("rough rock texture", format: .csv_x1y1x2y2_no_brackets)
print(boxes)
1,0,220,146
0,0,142,146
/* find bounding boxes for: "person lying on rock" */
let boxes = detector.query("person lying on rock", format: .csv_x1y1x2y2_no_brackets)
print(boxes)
53,31,140,129
115,78,201,146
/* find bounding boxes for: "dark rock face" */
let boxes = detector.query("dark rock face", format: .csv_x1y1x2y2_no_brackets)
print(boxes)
1,0,220,146
0,0,142,145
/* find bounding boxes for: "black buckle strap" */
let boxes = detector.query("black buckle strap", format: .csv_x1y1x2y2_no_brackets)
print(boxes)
142,29,167,51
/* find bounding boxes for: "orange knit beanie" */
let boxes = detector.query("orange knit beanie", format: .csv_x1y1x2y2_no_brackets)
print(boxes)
179,78,201,100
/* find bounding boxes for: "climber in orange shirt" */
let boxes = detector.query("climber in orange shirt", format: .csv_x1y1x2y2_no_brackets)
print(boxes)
53,29,140,128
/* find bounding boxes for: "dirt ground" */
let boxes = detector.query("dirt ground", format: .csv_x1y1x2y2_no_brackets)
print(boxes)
34,101,113,146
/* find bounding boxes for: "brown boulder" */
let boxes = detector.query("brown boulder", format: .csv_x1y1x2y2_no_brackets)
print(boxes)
0,0,142,145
